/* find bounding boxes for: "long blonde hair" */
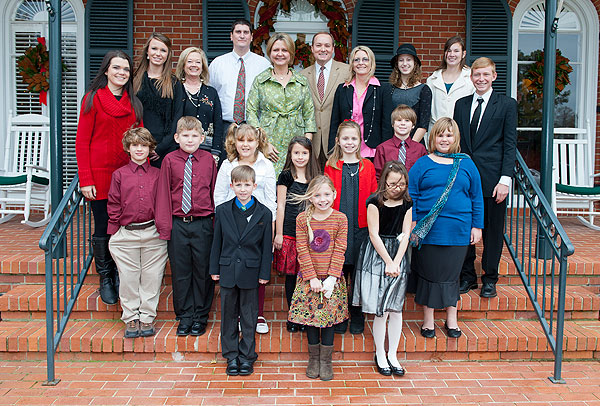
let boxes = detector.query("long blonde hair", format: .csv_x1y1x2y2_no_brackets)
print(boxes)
292,175,336,243
224,123,269,162
347,45,376,83
326,120,364,170
133,33,175,98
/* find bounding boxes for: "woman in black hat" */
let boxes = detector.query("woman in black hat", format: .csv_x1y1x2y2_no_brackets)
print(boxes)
386,44,432,145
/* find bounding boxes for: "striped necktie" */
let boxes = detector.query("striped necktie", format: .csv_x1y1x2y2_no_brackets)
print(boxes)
398,140,406,165
233,58,246,124
182,154,193,214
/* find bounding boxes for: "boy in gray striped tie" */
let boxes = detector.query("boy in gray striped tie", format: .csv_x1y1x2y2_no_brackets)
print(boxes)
155,116,218,337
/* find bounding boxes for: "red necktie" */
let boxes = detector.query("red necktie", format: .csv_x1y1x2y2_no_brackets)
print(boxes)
233,58,246,123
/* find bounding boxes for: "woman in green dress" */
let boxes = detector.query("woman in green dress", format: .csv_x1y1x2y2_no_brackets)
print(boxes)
246,32,316,174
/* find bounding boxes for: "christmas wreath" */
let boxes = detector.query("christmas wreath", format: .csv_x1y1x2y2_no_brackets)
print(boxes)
252,0,350,63
522,49,573,98
17,37,50,105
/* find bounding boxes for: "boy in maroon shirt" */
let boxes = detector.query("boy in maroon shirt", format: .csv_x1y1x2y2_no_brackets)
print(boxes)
108,127,168,338
155,116,218,337
374,104,427,178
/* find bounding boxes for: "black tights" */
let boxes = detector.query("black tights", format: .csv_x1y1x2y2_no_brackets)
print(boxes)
90,199,109,237
285,275,296,307
306,326,334,346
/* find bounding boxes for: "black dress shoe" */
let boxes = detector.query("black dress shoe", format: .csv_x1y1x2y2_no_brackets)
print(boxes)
286,321,299,333
299,324,306,332
420,326,436,338
480,282,497,298
176,322,192,336
387,359,405,377
238,361,254,376
226,358,239,376
334,320,348,334
444,322,462,338
459,280,478,294
190,322,206,336
374,355,392,376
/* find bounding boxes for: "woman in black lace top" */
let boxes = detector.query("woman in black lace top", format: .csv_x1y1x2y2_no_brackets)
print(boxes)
173,47,223,161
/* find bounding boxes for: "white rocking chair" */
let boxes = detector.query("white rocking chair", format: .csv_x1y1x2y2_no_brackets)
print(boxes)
552,138,600,230
0,112,51,227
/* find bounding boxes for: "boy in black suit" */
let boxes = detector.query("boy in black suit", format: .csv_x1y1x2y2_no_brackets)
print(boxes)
210,165,272,376
453,57,517,299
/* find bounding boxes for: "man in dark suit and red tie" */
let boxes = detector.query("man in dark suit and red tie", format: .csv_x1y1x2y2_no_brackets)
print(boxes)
453,57,517,299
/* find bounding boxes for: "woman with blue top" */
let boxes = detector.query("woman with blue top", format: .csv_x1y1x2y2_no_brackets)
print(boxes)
408,117,483,339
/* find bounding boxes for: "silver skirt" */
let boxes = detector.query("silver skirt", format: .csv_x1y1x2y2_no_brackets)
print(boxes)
352,235,410,316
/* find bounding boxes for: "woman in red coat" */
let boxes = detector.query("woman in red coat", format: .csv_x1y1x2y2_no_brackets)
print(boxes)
76,50,143,305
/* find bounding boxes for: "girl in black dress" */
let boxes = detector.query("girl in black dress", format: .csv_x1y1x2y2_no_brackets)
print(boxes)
133,33,181,167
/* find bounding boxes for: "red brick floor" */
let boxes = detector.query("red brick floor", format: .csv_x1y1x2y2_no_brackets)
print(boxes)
0,360,599,405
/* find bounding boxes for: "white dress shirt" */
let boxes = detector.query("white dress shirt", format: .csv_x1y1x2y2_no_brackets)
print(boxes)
208,51,271,122
469,89,511,188
469,88,493,132
213,152,277,220
314,58,333,91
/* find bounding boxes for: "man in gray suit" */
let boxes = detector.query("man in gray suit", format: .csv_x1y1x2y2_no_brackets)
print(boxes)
301,32,349,167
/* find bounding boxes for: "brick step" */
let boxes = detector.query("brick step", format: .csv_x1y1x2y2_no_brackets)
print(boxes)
1,319,599,362
2,283,598,322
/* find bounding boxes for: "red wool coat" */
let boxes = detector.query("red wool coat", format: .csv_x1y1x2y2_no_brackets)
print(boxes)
324,159,378,228
76,86,140,200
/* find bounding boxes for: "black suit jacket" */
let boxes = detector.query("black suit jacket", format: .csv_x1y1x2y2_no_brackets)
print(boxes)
454,91,517,197
209,199,273,289
328,82,393,152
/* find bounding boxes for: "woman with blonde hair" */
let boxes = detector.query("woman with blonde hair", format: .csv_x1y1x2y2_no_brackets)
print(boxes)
246,32,316,174
133,33,181,167
173,47,223,160
328,45,393,159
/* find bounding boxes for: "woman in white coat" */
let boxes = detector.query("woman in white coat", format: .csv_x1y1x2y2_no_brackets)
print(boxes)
426,36,475,133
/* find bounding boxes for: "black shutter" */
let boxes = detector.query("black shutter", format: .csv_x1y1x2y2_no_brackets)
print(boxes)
352,0,399,82
203,0,250,63
466,0,512,95
85,0,133,86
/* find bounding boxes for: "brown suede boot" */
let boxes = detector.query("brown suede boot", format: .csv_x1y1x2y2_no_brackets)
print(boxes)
319,344,334,381
306,344,320,379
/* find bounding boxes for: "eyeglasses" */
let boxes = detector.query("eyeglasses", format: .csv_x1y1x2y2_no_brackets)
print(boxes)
353,57,369,64
386,182,407,190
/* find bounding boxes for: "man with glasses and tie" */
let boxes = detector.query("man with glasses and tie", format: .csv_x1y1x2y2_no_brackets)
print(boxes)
208,19,271,160
300,32,349,168
453,57,517,299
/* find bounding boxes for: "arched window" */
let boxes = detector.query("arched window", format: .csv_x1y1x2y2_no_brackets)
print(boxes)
3,0,85,185
512,0,598,170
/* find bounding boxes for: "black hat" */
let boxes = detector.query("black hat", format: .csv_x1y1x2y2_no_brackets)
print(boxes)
390,43,421,68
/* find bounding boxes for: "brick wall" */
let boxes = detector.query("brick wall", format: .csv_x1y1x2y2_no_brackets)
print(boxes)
125,0,599,176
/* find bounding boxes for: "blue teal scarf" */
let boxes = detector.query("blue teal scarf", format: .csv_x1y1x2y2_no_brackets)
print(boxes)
410,152,471,248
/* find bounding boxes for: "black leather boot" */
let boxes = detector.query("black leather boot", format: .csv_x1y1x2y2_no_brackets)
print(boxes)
91,236,118,305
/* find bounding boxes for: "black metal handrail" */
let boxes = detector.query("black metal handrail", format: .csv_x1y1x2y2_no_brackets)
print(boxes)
39,175,93,385
504,151,575,383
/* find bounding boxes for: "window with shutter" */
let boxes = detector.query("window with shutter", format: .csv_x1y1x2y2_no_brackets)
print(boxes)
203,0,250,63
85,0,133,84
466,0,512,95
352,0,399,82
7,0,84,188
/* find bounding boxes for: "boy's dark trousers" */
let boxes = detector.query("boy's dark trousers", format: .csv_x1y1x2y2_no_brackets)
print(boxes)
220,285,259,364
168,216,214,327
